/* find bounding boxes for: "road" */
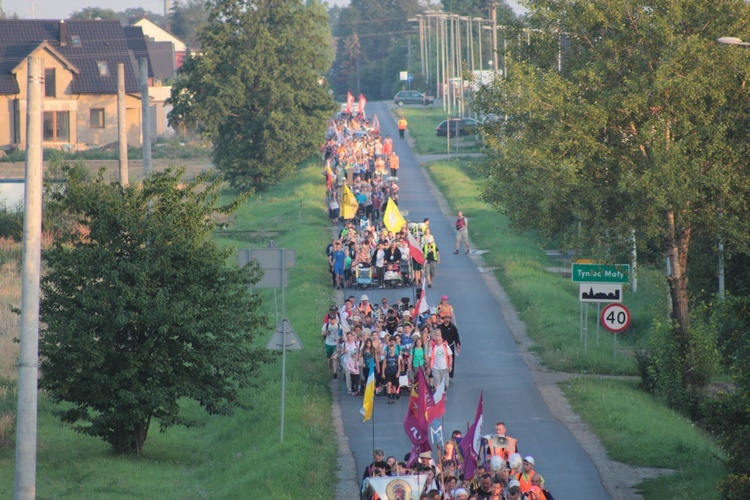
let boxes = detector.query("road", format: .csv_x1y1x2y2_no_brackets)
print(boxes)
337,101,610,499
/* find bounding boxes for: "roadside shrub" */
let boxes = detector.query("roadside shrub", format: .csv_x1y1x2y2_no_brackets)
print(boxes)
640,312,719,417
698,295,750,498
0,204,23,241
0,378,17,449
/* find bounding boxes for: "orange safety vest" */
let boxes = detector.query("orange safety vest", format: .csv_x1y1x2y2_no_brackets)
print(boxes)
518,470,535,493
437,304,453,319
390,154,399,170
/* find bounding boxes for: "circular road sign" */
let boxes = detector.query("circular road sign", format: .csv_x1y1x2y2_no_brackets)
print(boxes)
601,303,631,333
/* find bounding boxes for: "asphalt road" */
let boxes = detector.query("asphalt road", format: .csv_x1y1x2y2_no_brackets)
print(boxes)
338,101,610,499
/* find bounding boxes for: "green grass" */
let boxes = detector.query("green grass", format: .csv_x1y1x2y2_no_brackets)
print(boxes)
424,158,661,375
393,106,483,155
0,158,339,498
562,378,725,498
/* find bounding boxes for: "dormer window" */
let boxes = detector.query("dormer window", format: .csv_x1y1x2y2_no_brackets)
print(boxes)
97,61,108,76
71,35,81,47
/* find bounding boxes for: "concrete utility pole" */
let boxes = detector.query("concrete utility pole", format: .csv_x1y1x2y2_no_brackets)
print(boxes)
15,56,43,500
490,0,499,78
139,58,152,178
117,63,129,187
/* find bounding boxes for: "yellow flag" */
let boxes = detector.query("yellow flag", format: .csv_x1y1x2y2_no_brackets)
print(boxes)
341,184,359,220
383,198,406,233
360,371,376,422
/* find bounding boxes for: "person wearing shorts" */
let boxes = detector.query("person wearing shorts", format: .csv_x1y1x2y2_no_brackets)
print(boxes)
454,211,470,254
381,343,403,403
322,315,343,377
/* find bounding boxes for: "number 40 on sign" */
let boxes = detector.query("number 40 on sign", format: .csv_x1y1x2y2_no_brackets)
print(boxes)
601,303,631,333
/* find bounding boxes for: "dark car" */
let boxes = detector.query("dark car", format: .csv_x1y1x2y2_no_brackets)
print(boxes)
435,118,479,137
394,91,434,107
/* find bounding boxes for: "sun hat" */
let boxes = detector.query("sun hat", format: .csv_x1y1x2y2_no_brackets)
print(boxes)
524,456,535,466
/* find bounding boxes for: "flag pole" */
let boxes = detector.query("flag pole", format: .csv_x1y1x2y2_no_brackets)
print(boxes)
371,402,375,453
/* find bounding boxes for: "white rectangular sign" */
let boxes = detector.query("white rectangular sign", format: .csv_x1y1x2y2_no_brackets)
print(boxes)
579,283,622,303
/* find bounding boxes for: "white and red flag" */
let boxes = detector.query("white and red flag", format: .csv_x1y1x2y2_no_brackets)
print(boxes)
358,93,367,117
406,231,425,265
346,91,354,115
414,278,430,316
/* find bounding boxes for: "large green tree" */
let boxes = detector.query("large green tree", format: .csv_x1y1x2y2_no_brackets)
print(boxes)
39,165,271,456
169,0,337,190
475,0,750,385
169,0,209,48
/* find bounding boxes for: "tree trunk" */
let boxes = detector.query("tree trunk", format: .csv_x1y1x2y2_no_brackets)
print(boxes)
664,210,694,385
133,417,150,458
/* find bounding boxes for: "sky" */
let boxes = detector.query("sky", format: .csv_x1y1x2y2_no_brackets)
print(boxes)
3,0,526,21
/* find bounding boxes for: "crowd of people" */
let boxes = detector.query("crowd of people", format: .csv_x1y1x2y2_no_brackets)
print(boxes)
319,112,554,499
361,428,556,500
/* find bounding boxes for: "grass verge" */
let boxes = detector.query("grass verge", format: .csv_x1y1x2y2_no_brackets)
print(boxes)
394,106,482,155
0,158,339,498
562,378,725,498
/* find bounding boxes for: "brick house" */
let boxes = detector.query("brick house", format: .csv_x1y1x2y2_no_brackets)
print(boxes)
0,19,143,151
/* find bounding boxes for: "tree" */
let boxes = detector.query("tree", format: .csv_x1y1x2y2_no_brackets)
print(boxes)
475,0,750,386
69,6,165,25
329,0,422,100
69,7,118,20
39,165,272,456
169,0,337,190
170,0,209,48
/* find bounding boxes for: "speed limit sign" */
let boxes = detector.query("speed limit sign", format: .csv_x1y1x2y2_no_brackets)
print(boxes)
601,303,631,333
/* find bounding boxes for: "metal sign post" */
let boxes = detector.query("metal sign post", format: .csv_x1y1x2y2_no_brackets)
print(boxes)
238,242,298,443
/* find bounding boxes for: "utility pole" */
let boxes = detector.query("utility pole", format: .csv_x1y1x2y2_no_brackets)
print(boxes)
15,56,43,500
139,58,152,178
117,63,129,187
491,0,499,79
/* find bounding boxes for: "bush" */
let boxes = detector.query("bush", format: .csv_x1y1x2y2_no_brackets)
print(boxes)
639,310,720,417
0,378,17,449
0,204,23,241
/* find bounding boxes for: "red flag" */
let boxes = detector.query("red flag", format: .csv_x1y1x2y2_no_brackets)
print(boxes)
459,392,484,481
359,93,367,117
346,91,354,115
404,368,431,456
407,231,425,265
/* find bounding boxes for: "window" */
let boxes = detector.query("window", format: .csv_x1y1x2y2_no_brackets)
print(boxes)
89,108,105,128
97,61,109,76
43,111,70,142
44,68,56,97
70,35,81,47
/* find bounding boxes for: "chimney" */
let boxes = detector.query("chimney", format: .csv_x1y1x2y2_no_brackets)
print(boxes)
59,20,67,46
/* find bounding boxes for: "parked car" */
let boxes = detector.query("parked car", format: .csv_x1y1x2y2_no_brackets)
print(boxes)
435,118,479,137
394,91,434,107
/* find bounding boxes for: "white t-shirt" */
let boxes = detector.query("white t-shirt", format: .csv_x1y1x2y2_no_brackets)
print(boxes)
432,343,449,370
322,321,342,346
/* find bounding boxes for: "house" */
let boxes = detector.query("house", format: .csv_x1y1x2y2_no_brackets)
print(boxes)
0,19,143,151
133,18,189,69
123,25,176,139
